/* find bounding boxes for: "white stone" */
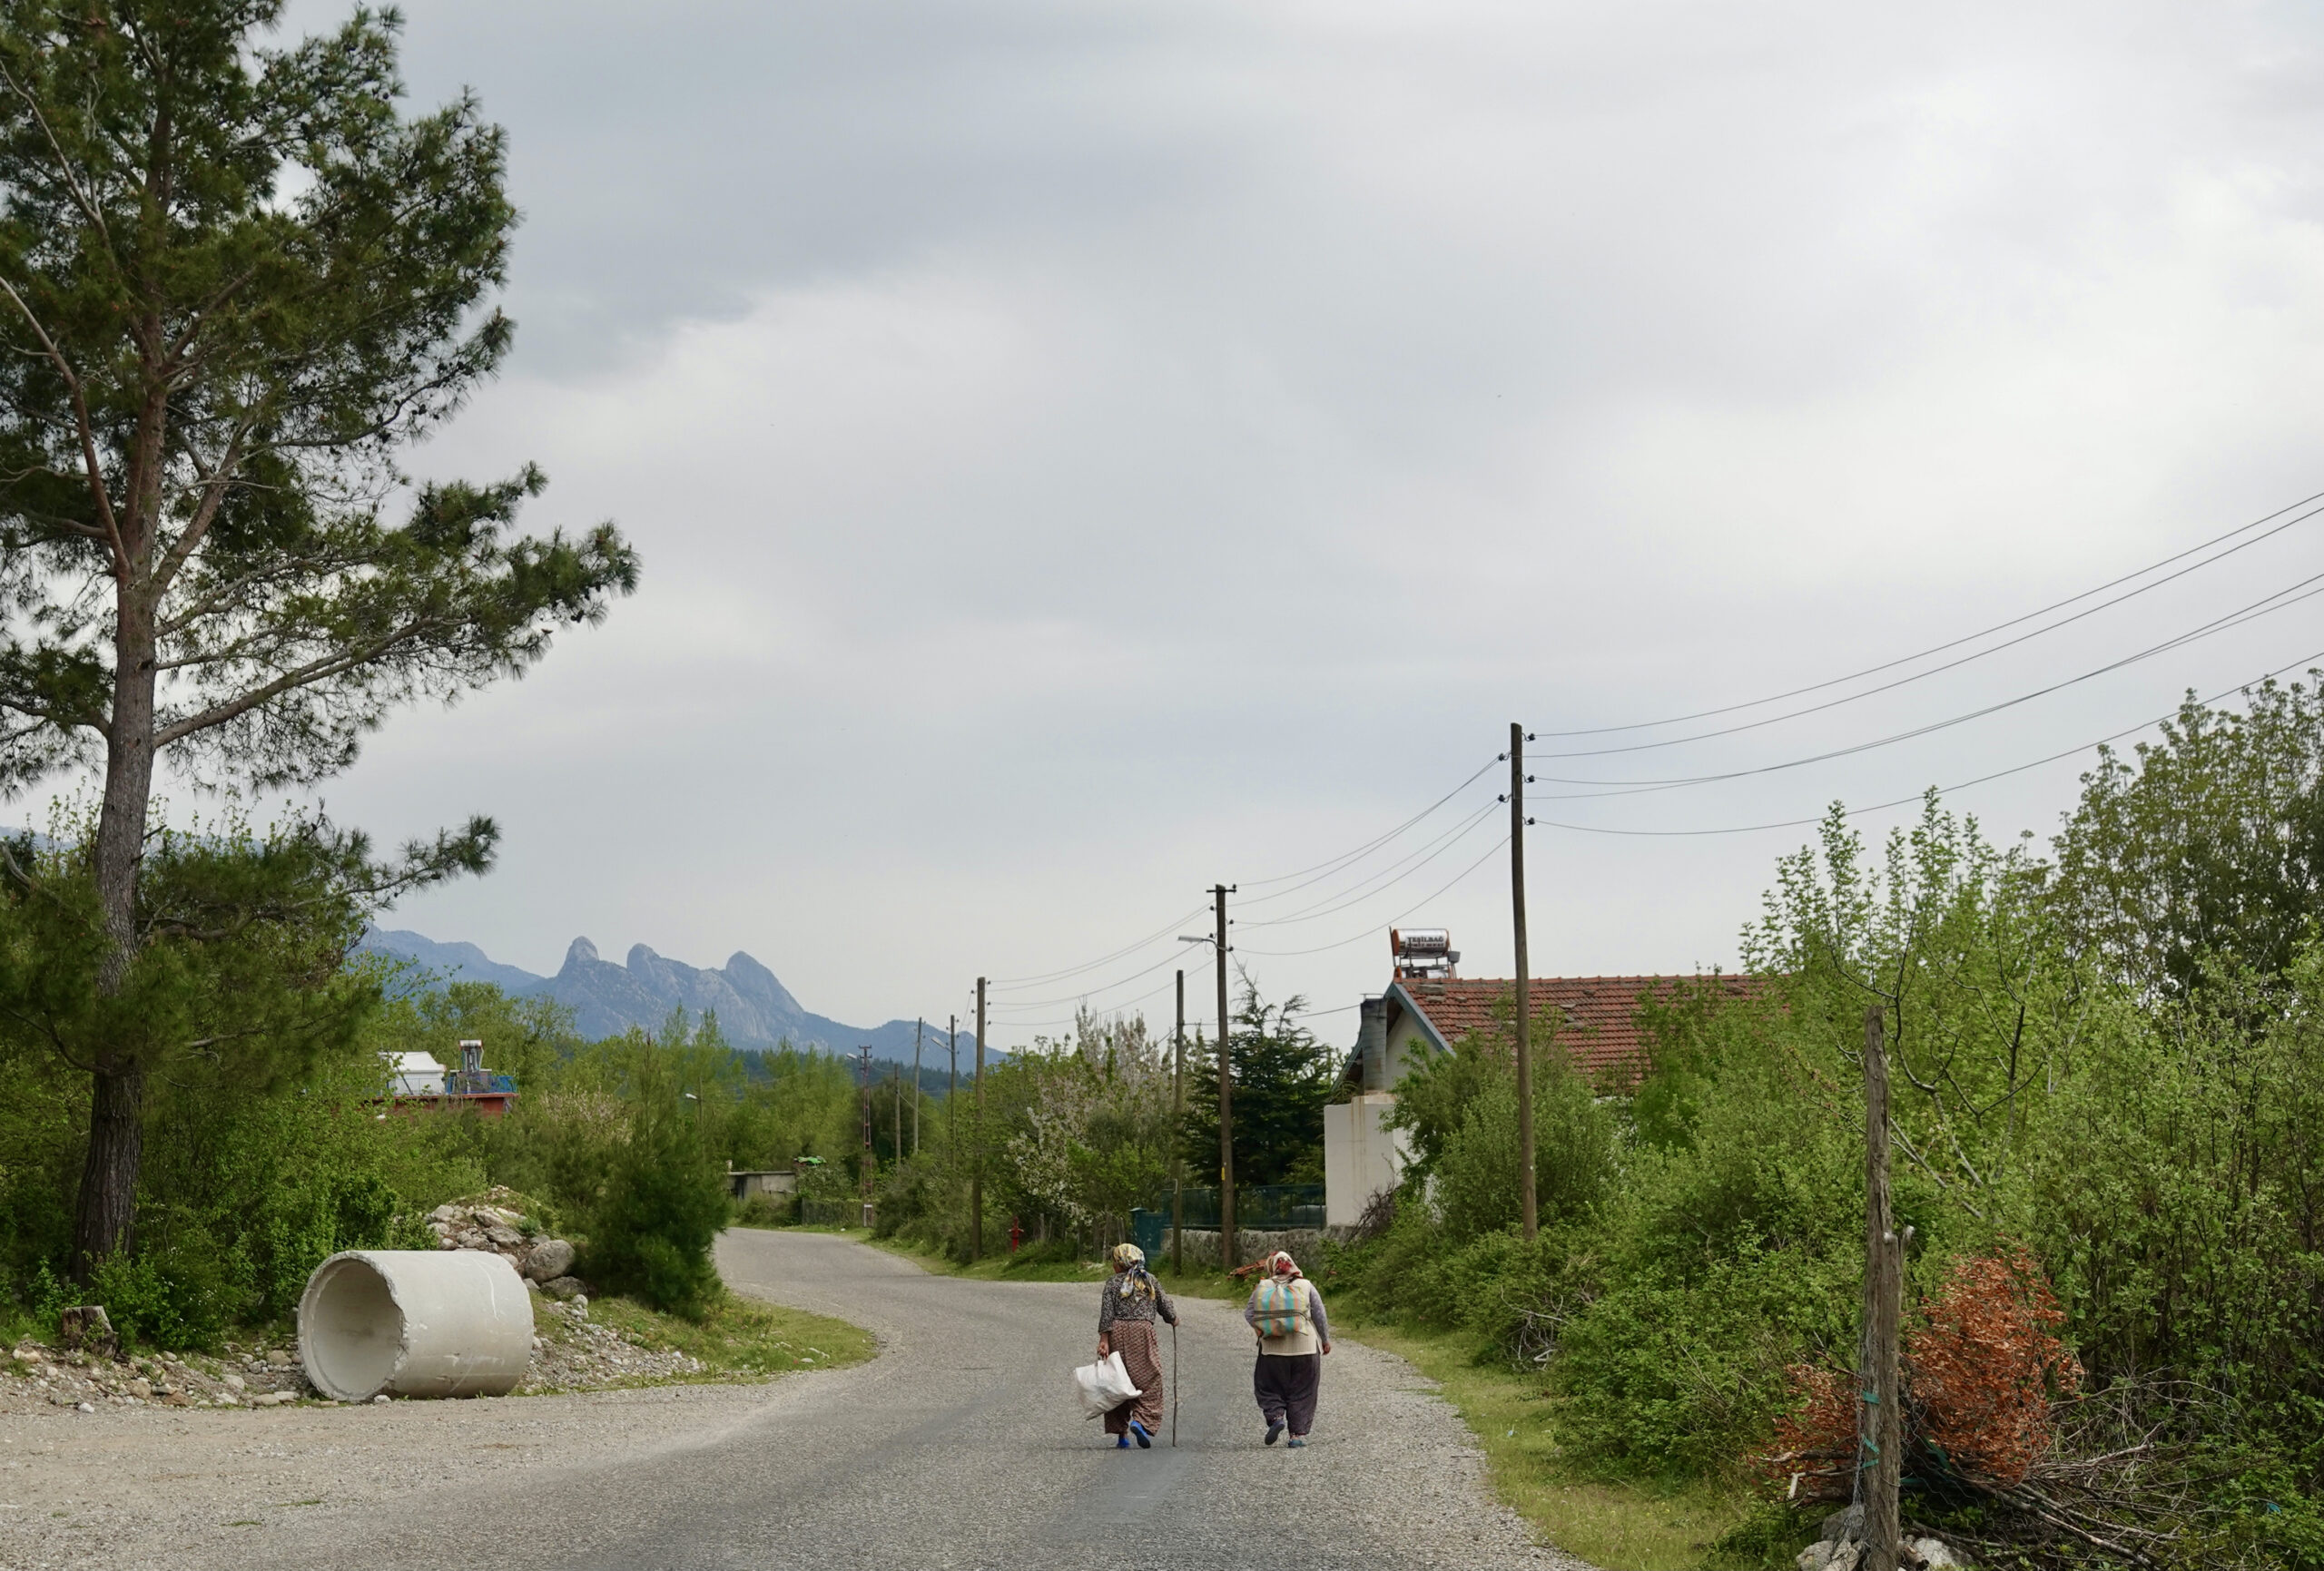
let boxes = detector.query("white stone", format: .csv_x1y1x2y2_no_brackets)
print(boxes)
1911,1538,1972,1569
1797,1545,1834,1571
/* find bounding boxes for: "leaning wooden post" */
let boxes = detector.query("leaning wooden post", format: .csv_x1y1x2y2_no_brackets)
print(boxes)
1860,1005,1903,1571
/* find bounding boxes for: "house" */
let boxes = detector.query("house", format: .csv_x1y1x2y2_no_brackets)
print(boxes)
727,1164,798,1203
376,1038,519,1118
1323,928,1755,1227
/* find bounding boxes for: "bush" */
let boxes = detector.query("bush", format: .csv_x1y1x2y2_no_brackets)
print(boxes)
581,1071,728,1319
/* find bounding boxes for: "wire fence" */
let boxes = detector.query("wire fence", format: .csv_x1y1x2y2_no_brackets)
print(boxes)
1128,1184,1324,1256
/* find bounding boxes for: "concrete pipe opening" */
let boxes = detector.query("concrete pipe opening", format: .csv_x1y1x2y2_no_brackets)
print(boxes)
299,1250,535,1402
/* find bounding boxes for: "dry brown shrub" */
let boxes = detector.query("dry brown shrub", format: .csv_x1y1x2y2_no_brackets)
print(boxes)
1908,1245,2083,1488
1755,1246,2084,1500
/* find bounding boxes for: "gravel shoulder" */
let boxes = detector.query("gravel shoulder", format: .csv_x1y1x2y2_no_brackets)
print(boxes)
0,1232,1596,1571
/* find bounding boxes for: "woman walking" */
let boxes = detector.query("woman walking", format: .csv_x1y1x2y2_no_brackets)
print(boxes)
1245,1250,1331,1448
1096,1242,1177,1448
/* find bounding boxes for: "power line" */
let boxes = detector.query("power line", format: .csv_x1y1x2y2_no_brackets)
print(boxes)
1238,833,1513,958
1530,501,2324,761
1236,755,1501,901
1530,643,2324,839
1239,799,1501,928
1535,487,2324,740
1526,572,2324,794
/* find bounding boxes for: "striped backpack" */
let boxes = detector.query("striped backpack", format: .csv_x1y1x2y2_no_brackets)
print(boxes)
1252,1278,1313,1339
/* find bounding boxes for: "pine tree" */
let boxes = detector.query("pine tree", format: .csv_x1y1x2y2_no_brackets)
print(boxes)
0,3,637,1273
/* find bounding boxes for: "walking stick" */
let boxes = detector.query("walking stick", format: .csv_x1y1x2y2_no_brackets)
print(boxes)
1171,1320,1179,1448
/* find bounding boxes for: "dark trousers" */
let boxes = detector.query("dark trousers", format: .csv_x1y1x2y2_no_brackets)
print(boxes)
1253,1351,1321,1436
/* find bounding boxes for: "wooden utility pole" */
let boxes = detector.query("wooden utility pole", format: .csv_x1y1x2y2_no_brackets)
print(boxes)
948,1013,959,1138
891,1065,901,1166
1171,967,1186,1273
857,1046,874,1228
1214,884,1236,1272
911,1017,924,1156
1860,1005,1902,1571
972,978,988,1261
1511,722,1538,1242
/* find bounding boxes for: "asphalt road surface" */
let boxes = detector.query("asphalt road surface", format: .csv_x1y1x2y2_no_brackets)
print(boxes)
20,1232,1590,1571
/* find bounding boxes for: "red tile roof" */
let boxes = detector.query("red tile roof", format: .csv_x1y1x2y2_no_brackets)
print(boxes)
1390,974,1758,1083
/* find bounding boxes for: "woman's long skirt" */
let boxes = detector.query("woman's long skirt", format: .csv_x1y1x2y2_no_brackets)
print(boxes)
1104,1319,1167,1436
1253,1351,1322,1437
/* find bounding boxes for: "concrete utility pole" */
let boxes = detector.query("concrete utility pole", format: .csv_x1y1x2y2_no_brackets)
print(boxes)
973,977,988,1261
1510,722,1538,1242
1860,1006,1903,1571
948,1013,959,1135
1213,884,1236,1272
857,1046,874,1228
911,1017,924,1156
1171,968,1186,1273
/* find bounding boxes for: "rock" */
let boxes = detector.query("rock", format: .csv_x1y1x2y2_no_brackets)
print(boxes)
428,1203,460,1222
540,1275,586,1301
1797,1545,1835,1571
222,1372,244,1392
524,1239,576,1281
252,1391,295,1407
126,1377,151,1399
484,1225,525,1250
1826,1545,1863,1571
570,1295,589,1320
1822,1505,1864,1543
59,1306,117,1359
265,1350,293,1367
1910,1538,1972,1569
74,1400,94,1413
373,1393,391,1404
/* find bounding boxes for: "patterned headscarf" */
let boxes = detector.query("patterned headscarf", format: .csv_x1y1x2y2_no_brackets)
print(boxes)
1266,1250,1303,1280
1113,1242,1157,1303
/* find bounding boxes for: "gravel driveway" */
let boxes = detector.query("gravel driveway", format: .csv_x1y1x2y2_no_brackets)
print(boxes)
0,1231,1593,1570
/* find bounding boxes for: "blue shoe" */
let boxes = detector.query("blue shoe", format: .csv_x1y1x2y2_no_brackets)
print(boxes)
1129,1419,1153,1448
1265,1420,1285,1446
1287,1435,1306,1448
1115,1434,1131,1448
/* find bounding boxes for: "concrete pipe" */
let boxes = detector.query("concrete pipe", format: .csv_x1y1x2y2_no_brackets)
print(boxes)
298,1250,535,1402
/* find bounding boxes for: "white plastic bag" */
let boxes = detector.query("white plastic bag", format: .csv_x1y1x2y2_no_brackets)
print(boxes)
1072,1350,1142,1419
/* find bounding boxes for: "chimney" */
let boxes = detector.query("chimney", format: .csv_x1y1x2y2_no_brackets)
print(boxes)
1357,997,1388,1091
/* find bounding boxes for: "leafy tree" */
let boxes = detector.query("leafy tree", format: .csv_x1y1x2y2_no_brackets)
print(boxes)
0,2,637,1272
1182,987,1337,1188
2052,678,2324,999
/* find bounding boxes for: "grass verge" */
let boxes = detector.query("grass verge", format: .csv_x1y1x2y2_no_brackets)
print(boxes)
590,1290,875,1382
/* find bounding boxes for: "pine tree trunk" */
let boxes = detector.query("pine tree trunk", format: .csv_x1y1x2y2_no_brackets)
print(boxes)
71,586,157,1280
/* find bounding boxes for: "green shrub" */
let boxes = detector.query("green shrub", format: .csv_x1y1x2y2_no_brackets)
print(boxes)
582,1067,728,1319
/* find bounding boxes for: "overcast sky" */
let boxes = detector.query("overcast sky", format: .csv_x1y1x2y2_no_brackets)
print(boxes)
211,1,2324,1044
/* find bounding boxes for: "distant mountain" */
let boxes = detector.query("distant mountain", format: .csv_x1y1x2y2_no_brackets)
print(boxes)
359,928,975,1061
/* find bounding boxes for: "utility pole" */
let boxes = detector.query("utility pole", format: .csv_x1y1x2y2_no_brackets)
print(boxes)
948,1014,959,1146
1171,967,1186,1273
891,1065,901,1167
1510,722,1538,1242
1860,1006,1902,1571
911,1017,924,1156
857,1046,874,1229
1214,884,1236,1272
972,978,988,1261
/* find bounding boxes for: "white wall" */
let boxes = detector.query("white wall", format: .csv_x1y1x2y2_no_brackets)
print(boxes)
1324,1093,1414,1228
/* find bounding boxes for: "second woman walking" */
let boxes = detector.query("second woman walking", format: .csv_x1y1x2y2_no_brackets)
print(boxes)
1095,1242,1177,1448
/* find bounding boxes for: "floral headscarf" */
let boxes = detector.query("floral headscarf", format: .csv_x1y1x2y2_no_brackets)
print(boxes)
1265,1250,1303,1280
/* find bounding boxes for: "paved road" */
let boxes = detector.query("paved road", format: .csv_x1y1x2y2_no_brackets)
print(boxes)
77,1232,1587,1571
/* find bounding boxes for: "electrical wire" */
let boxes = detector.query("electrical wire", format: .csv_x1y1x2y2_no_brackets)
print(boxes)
985,904,1207,992
1529,643,2324,838
1524,571,2324,794
1530,502,2324,761
1238,800,1502,928
1535,487,2324,740
1235,755,1501,902
1237,833,1513,959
